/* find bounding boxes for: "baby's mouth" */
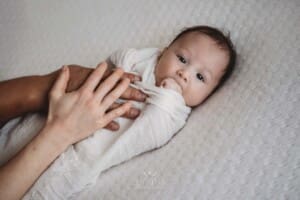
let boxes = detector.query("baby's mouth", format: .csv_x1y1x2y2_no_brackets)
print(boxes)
160,77,183,94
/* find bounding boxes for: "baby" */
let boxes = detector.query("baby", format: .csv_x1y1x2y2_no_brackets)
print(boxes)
0,25,236,199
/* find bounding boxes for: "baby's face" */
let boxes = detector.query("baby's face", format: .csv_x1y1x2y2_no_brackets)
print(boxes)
155,32,229,106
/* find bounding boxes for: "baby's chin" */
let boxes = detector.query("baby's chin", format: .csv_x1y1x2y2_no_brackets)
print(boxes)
159,78,182,95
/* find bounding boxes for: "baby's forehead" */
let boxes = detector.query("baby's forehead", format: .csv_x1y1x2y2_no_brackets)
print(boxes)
173,32,217,48
173,32,227,57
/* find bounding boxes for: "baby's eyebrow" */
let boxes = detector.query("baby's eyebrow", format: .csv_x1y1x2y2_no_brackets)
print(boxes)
181,47,192,56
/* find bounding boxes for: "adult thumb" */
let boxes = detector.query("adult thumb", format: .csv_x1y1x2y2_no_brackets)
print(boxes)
50,65,70,99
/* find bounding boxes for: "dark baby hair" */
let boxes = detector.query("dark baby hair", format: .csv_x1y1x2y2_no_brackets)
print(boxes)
170,25,237,104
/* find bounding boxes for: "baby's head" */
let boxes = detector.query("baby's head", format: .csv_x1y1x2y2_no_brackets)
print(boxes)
155,25,236,107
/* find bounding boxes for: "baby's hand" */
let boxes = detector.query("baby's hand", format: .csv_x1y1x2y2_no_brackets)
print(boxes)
160,78,182,94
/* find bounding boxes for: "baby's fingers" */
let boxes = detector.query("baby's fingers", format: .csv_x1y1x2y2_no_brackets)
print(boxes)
49,66,69,100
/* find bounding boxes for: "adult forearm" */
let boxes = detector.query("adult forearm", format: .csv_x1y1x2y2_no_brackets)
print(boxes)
0,124,69,200
0,65,93,127
0,74,57,125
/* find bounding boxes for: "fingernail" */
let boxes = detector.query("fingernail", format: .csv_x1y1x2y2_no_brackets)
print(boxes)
131,109,140,117
139,93,147,100
62,65,68,72
134,76,142,82
112,123,119,130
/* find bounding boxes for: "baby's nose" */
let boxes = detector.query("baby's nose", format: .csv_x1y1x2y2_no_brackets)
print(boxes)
177,70,188,82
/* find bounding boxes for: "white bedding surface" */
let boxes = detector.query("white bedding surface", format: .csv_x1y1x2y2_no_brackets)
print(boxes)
0,0,299,199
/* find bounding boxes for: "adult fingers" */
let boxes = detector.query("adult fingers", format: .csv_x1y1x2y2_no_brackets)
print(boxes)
94,68,125,101
122,72,141,83
100,78,130,111
108,102,140,119
98,101,132,129
120,86,147,102
79,62,107,93
49,65,70,100
104,121,120,131
102,67,141,83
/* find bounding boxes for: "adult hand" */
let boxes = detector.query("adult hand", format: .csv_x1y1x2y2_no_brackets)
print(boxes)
46,62,132,145
57,64,147,131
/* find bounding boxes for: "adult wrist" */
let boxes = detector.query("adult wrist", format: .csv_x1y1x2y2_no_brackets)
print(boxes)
40,122,72,153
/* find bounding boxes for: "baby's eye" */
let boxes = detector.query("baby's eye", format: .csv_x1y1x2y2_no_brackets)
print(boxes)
177,55,187,64
196,73,205,82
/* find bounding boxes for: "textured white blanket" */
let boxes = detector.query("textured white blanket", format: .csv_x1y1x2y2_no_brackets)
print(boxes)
0,0,299,199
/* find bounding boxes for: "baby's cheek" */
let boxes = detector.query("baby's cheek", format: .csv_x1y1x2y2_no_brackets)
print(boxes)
185,87,208,107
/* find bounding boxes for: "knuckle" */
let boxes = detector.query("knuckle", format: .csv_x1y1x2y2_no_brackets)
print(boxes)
96,118,106,127
79,89,91,98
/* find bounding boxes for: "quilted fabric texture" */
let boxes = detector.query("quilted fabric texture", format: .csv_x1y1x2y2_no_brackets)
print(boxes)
0,0,299,199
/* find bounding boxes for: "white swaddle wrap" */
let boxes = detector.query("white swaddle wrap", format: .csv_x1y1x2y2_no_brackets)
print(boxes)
0,48,191,199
